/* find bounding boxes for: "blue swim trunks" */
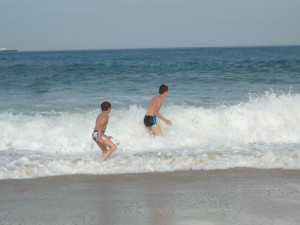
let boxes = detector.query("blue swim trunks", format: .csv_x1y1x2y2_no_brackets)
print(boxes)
144,115,157,127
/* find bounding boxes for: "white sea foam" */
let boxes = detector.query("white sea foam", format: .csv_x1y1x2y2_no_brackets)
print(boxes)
1,92,300,179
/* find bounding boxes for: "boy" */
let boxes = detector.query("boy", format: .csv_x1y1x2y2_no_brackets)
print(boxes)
92,102,116,160
144,84,172,136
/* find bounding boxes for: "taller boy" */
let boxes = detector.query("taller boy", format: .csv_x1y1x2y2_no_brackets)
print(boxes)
144,84,172,136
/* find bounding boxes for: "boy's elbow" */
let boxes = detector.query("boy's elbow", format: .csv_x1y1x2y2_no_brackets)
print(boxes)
153,112,159,116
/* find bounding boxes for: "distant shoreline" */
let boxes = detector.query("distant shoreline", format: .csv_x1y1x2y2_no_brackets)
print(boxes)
14,44,300,53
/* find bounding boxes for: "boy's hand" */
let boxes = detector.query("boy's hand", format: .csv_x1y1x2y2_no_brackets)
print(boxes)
165,119,172,126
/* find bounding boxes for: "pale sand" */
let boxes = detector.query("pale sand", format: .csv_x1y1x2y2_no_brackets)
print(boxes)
0,169,300,225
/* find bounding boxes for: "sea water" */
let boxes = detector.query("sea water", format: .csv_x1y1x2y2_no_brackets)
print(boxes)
1,46,300,179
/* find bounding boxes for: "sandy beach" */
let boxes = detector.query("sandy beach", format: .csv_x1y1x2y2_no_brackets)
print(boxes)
0,169,299,225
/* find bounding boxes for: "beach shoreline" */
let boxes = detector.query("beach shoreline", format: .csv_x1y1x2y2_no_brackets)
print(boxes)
1,169,300,225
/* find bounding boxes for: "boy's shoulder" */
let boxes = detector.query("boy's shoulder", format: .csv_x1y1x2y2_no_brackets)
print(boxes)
99,112,109,119
153,95,161,101
97,112,104,119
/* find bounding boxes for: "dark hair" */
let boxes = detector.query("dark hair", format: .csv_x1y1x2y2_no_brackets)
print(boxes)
101,101,111,111
159,84,168,94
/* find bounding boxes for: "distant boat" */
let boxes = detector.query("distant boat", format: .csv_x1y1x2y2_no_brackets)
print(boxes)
0,48,18,53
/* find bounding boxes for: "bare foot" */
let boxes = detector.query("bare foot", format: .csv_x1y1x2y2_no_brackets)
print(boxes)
102,150,109,155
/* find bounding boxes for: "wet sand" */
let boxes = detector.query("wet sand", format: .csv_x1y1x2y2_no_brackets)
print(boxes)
0,169,300,225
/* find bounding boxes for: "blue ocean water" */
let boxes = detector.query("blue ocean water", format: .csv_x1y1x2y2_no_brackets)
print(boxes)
1,46,300,179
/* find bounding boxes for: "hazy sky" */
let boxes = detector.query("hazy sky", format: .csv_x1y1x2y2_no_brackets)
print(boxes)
1,0,300,51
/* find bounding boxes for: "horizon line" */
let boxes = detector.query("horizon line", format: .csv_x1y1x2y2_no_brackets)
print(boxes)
12,44,300,53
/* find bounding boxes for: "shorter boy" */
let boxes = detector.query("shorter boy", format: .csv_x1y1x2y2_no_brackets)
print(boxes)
92,102,116,160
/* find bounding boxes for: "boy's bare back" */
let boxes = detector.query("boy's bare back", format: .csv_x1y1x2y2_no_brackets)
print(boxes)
95,112,108,133
146,95,163,116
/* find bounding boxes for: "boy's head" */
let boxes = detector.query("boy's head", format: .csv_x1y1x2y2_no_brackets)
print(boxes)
101,101,111,111
159,84,169,94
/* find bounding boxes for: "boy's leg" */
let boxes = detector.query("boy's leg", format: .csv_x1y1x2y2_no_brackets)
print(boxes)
96,141,108,154
102,137,116,160
151,124,163,136
145,127,152,134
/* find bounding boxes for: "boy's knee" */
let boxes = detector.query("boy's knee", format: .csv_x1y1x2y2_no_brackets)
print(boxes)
111,144,116,151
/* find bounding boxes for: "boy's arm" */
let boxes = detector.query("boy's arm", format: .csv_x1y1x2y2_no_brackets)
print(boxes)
153,99,172,125
155,112,172,125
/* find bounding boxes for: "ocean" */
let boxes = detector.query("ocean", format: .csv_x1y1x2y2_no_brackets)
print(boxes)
1,46,300,179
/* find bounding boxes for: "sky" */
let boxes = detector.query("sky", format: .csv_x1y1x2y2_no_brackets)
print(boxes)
1,0,300,51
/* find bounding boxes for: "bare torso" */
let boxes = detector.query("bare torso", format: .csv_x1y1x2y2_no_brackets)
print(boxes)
146,95,163,116
95,112,109,133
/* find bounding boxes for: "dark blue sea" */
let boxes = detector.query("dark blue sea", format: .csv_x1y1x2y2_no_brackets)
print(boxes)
1,46,300,179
